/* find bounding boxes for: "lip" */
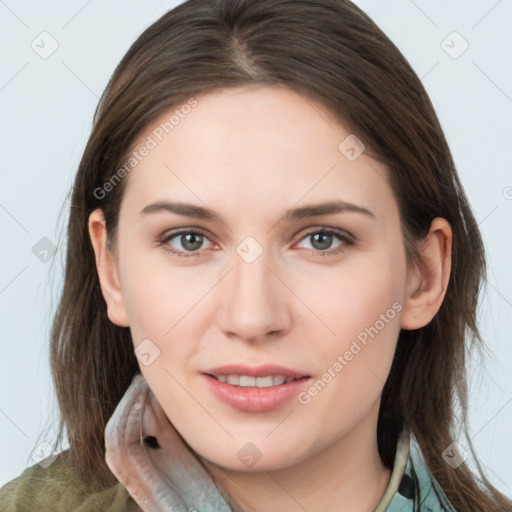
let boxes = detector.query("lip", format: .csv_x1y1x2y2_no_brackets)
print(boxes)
202,364,311,413
203,363,310,379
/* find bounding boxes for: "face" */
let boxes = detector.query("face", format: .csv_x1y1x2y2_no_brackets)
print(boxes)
96,85,414,472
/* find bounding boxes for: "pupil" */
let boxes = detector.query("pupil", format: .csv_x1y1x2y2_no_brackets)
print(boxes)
312,233,332,250
182,233,203,251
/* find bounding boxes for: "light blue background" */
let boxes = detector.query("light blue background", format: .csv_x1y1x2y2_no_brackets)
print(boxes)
1,0,511,497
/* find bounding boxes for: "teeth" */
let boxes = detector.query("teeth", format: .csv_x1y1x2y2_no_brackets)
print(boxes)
227,375,239,385
215,375,297,387
239,376,256,387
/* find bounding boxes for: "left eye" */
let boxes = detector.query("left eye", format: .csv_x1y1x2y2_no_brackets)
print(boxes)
295,228,353,254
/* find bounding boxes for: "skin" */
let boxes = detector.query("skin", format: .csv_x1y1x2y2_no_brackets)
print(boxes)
90,85,452,512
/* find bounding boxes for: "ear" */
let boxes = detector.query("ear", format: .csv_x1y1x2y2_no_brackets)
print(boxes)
401,217,452,330
88,208,130,327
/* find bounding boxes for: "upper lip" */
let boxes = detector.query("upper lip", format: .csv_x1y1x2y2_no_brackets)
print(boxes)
203,364,310,379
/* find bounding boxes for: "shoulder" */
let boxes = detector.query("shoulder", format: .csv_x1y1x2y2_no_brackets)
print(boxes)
0,450,142,512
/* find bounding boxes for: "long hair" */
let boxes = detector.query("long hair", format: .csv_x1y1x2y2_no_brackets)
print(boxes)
48,1,511,509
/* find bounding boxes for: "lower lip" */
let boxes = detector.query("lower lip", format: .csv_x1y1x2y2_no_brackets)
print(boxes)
203,374,311,412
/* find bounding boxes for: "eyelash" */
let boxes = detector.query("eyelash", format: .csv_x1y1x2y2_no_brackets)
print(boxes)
158,227,355,259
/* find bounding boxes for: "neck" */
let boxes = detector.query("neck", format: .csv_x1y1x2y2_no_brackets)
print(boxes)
201,399,392,512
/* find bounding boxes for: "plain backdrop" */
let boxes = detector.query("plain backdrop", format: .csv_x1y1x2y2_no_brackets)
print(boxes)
1,0,511,497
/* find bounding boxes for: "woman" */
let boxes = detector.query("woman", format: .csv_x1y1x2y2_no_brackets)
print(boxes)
1,0,510,510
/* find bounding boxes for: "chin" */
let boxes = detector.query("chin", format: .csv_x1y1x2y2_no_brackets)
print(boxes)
192,435,313,473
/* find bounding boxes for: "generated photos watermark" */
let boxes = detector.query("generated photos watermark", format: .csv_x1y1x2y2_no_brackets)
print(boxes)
297,301,403,405
93,97,198,200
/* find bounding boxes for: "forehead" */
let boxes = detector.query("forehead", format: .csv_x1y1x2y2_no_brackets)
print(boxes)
120,85,395,223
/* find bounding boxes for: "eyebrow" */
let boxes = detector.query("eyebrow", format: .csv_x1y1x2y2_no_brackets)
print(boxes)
140,200,376,222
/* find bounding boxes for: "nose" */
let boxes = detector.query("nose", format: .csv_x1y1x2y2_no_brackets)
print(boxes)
216,248,291,344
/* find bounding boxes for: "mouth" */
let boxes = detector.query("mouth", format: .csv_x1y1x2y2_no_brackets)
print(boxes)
206,374,308,387
202,363,310,385
202,364,312,412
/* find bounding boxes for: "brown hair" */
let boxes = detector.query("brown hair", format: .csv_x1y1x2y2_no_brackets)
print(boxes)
47,0,511,509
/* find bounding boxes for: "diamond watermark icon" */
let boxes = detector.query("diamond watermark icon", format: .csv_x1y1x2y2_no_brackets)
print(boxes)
441,31,469,60
135,338,161,366
442,441,469,469
31,442,58,469
31,31,59,59
32,237,57,263
237,442,263,468
236,236,263,264
338,134,365,161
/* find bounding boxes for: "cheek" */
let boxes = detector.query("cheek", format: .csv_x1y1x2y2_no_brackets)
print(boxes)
319,249,405,343
119,238,199,334
118,246,227,391
305,250,405,405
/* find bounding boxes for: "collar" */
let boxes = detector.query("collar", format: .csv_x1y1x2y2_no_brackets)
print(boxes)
375,425,456,511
